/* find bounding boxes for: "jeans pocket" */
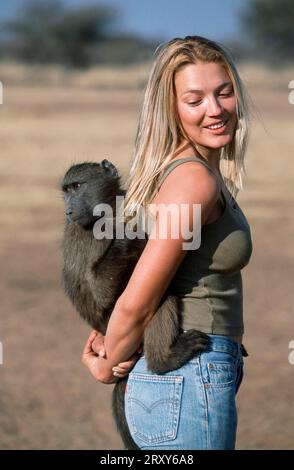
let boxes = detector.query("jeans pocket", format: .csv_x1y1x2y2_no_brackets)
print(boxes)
202,361,236,388
208,362,236,386
125,372,183,445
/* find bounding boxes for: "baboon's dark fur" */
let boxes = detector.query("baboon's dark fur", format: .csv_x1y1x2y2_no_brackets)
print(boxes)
61,160,209,449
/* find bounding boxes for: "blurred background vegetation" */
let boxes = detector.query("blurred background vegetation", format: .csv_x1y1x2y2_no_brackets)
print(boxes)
0,0,293,70
0,0,157,68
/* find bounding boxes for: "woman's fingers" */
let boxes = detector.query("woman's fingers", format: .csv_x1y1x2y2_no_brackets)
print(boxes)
116,359,136,370
112,371,127,378
91,332,106,357
112,353,140,377
82,330,98,356
112,366,131,378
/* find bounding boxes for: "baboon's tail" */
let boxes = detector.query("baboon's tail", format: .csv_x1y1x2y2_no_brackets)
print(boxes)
112,379,140,450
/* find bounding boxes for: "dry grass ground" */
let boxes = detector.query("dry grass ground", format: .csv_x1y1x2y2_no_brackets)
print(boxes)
0,62,293,449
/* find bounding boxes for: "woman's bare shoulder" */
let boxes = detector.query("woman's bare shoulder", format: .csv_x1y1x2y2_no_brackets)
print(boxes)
154,159,219,204
150,161,219,225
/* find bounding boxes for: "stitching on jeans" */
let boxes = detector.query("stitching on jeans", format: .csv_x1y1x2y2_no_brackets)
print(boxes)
197,357,209,449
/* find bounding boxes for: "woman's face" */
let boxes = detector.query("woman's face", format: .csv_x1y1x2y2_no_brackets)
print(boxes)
175,61,238,155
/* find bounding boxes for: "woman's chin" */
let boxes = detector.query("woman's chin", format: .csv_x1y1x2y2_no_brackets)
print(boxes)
203,135,234,149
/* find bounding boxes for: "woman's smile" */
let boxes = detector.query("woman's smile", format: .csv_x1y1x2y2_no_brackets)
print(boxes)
203,118,229,133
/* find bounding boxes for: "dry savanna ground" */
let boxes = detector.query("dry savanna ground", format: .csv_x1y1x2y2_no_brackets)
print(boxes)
0,62,293,449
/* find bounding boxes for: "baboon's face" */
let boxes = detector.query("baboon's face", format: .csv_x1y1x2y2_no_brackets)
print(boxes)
62,160,119,227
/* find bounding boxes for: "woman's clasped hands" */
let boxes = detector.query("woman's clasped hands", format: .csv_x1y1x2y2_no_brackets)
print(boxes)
82,330,142,384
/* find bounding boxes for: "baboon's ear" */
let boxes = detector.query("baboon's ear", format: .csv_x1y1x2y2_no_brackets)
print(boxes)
100,159,118,178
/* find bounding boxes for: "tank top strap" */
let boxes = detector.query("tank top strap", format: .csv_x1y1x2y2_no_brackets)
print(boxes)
157,156,214,189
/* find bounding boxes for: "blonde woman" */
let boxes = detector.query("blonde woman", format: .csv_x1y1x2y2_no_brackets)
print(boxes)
82,36,253,450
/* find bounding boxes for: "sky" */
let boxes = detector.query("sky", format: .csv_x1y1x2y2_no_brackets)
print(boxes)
0,0,246,42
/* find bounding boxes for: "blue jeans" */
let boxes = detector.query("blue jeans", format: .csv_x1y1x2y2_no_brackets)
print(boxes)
124,334,245,450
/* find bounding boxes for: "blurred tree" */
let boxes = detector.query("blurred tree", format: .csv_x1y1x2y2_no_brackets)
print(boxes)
2,0,65,63
241,0,294,63
92,35,156,65
1,0,117,67
52,5,117,67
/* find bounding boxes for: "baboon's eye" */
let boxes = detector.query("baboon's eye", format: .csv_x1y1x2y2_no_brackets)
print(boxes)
72,183,81,190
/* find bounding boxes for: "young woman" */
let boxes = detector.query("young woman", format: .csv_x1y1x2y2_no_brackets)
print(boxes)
82,35,253,450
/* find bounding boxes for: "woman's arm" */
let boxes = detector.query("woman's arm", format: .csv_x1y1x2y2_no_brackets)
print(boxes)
82,162,219,383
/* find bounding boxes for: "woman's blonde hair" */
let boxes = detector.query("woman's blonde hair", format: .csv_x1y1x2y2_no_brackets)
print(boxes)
123,35,250,221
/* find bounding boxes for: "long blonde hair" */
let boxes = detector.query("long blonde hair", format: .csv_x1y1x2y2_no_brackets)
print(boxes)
123,35,250,221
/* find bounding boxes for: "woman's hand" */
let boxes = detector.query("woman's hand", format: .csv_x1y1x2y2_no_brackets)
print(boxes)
91,330,108,358
91,330,142,378
82,330,142,383
82,330,118,384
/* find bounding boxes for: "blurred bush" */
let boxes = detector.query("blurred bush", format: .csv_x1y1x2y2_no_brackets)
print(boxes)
0,0,157,68
241,0,294,64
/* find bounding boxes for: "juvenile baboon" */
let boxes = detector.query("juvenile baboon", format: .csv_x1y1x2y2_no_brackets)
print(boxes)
61,160,209,449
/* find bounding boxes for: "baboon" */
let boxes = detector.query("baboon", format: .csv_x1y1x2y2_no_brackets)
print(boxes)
61,159,209,450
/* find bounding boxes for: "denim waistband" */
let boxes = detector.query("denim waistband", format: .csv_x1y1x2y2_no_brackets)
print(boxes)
181,331,248,359
205,334,247,358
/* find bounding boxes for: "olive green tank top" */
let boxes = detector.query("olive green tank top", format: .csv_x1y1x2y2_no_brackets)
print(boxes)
157,156,253,335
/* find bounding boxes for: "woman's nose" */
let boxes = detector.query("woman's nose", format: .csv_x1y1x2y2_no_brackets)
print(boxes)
206,95,223,116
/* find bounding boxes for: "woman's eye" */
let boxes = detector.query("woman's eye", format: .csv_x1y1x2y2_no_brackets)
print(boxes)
219,90,234,97
188,100,202,106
